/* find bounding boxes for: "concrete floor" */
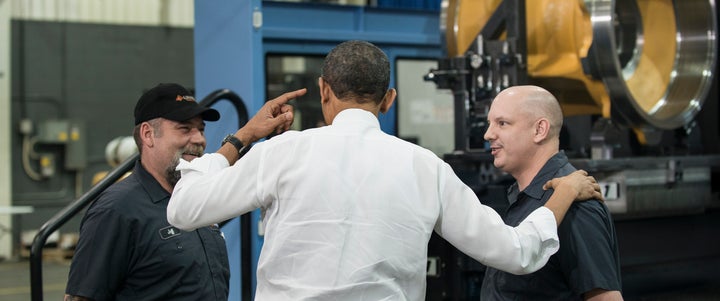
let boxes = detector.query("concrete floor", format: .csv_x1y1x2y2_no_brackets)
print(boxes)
0,259,68,301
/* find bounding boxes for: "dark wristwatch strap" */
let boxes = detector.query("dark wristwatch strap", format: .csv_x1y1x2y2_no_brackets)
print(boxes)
222,134,251,158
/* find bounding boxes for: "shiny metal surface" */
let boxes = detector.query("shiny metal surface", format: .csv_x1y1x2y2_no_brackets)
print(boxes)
585,0,717,130
445,0,716,135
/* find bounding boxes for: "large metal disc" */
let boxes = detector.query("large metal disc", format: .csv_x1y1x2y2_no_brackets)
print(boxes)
585,0,717,130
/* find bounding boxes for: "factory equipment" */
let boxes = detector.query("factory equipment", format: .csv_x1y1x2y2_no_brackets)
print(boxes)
425,0,718,217
423,0,720,298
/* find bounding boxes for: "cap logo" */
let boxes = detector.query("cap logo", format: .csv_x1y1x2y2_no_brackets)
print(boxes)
175,95,196,102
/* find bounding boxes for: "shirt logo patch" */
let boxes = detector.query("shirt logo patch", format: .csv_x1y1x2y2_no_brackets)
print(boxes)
159,226,182,240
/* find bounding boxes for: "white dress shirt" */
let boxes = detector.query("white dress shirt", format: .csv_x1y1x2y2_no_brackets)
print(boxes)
168,108,559,301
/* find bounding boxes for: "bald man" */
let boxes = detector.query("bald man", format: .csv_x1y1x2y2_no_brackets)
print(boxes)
480,85,623,301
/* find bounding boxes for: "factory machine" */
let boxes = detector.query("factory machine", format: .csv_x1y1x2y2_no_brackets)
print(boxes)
423,0,720,299
426,0,718,206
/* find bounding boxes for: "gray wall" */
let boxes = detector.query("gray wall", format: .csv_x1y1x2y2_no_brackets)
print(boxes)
11,20,194,240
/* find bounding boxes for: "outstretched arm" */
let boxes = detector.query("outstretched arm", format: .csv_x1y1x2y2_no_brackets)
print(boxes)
219,88,306,164
438,168,603,275
168,88,306,231
543,170,603,225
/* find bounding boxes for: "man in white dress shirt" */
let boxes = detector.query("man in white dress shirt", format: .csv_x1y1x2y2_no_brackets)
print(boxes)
167,40,602,300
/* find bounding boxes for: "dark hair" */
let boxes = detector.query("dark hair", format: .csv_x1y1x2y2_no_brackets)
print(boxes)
321,40,390,104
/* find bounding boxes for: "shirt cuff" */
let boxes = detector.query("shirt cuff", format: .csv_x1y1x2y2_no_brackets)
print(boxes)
176,153,230,174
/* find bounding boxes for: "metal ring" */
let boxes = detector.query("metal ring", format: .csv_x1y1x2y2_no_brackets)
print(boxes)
585,0,717,130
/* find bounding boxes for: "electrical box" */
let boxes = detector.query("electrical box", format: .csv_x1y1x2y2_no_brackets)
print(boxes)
36,120,70,143
36,119,87,170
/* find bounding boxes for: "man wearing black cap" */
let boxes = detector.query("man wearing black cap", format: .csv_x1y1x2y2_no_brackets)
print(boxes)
65,83,305,301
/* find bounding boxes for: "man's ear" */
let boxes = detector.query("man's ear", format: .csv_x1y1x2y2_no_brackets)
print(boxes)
380,88,397,114
534,118,550,143
318,77,331,104
139,122,155,148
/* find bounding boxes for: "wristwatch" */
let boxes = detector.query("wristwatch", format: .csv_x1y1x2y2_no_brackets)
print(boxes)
222,134,251,157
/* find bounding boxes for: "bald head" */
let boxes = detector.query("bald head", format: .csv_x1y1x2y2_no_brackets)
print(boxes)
484,85,564,183
495,85,563,139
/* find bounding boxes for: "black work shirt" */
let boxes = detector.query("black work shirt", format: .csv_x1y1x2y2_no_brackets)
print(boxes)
66,160,230,300
480,152,622,300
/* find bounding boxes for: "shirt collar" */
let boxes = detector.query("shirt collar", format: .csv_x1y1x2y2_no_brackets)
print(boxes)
134,159,170,204
521,151,568,200
331,108,381,130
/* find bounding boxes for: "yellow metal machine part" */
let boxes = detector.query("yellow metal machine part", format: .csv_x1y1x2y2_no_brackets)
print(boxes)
445,0,713,144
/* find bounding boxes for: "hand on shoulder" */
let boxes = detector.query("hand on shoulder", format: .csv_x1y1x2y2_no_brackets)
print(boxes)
543,170,604,202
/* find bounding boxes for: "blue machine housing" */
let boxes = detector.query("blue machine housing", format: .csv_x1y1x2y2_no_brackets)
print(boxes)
194,1,441,299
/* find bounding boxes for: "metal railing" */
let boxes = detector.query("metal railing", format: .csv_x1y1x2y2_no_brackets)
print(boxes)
30,89,252,301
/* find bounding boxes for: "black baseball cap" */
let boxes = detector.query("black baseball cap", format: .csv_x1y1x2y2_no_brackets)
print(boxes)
134,83,220,125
